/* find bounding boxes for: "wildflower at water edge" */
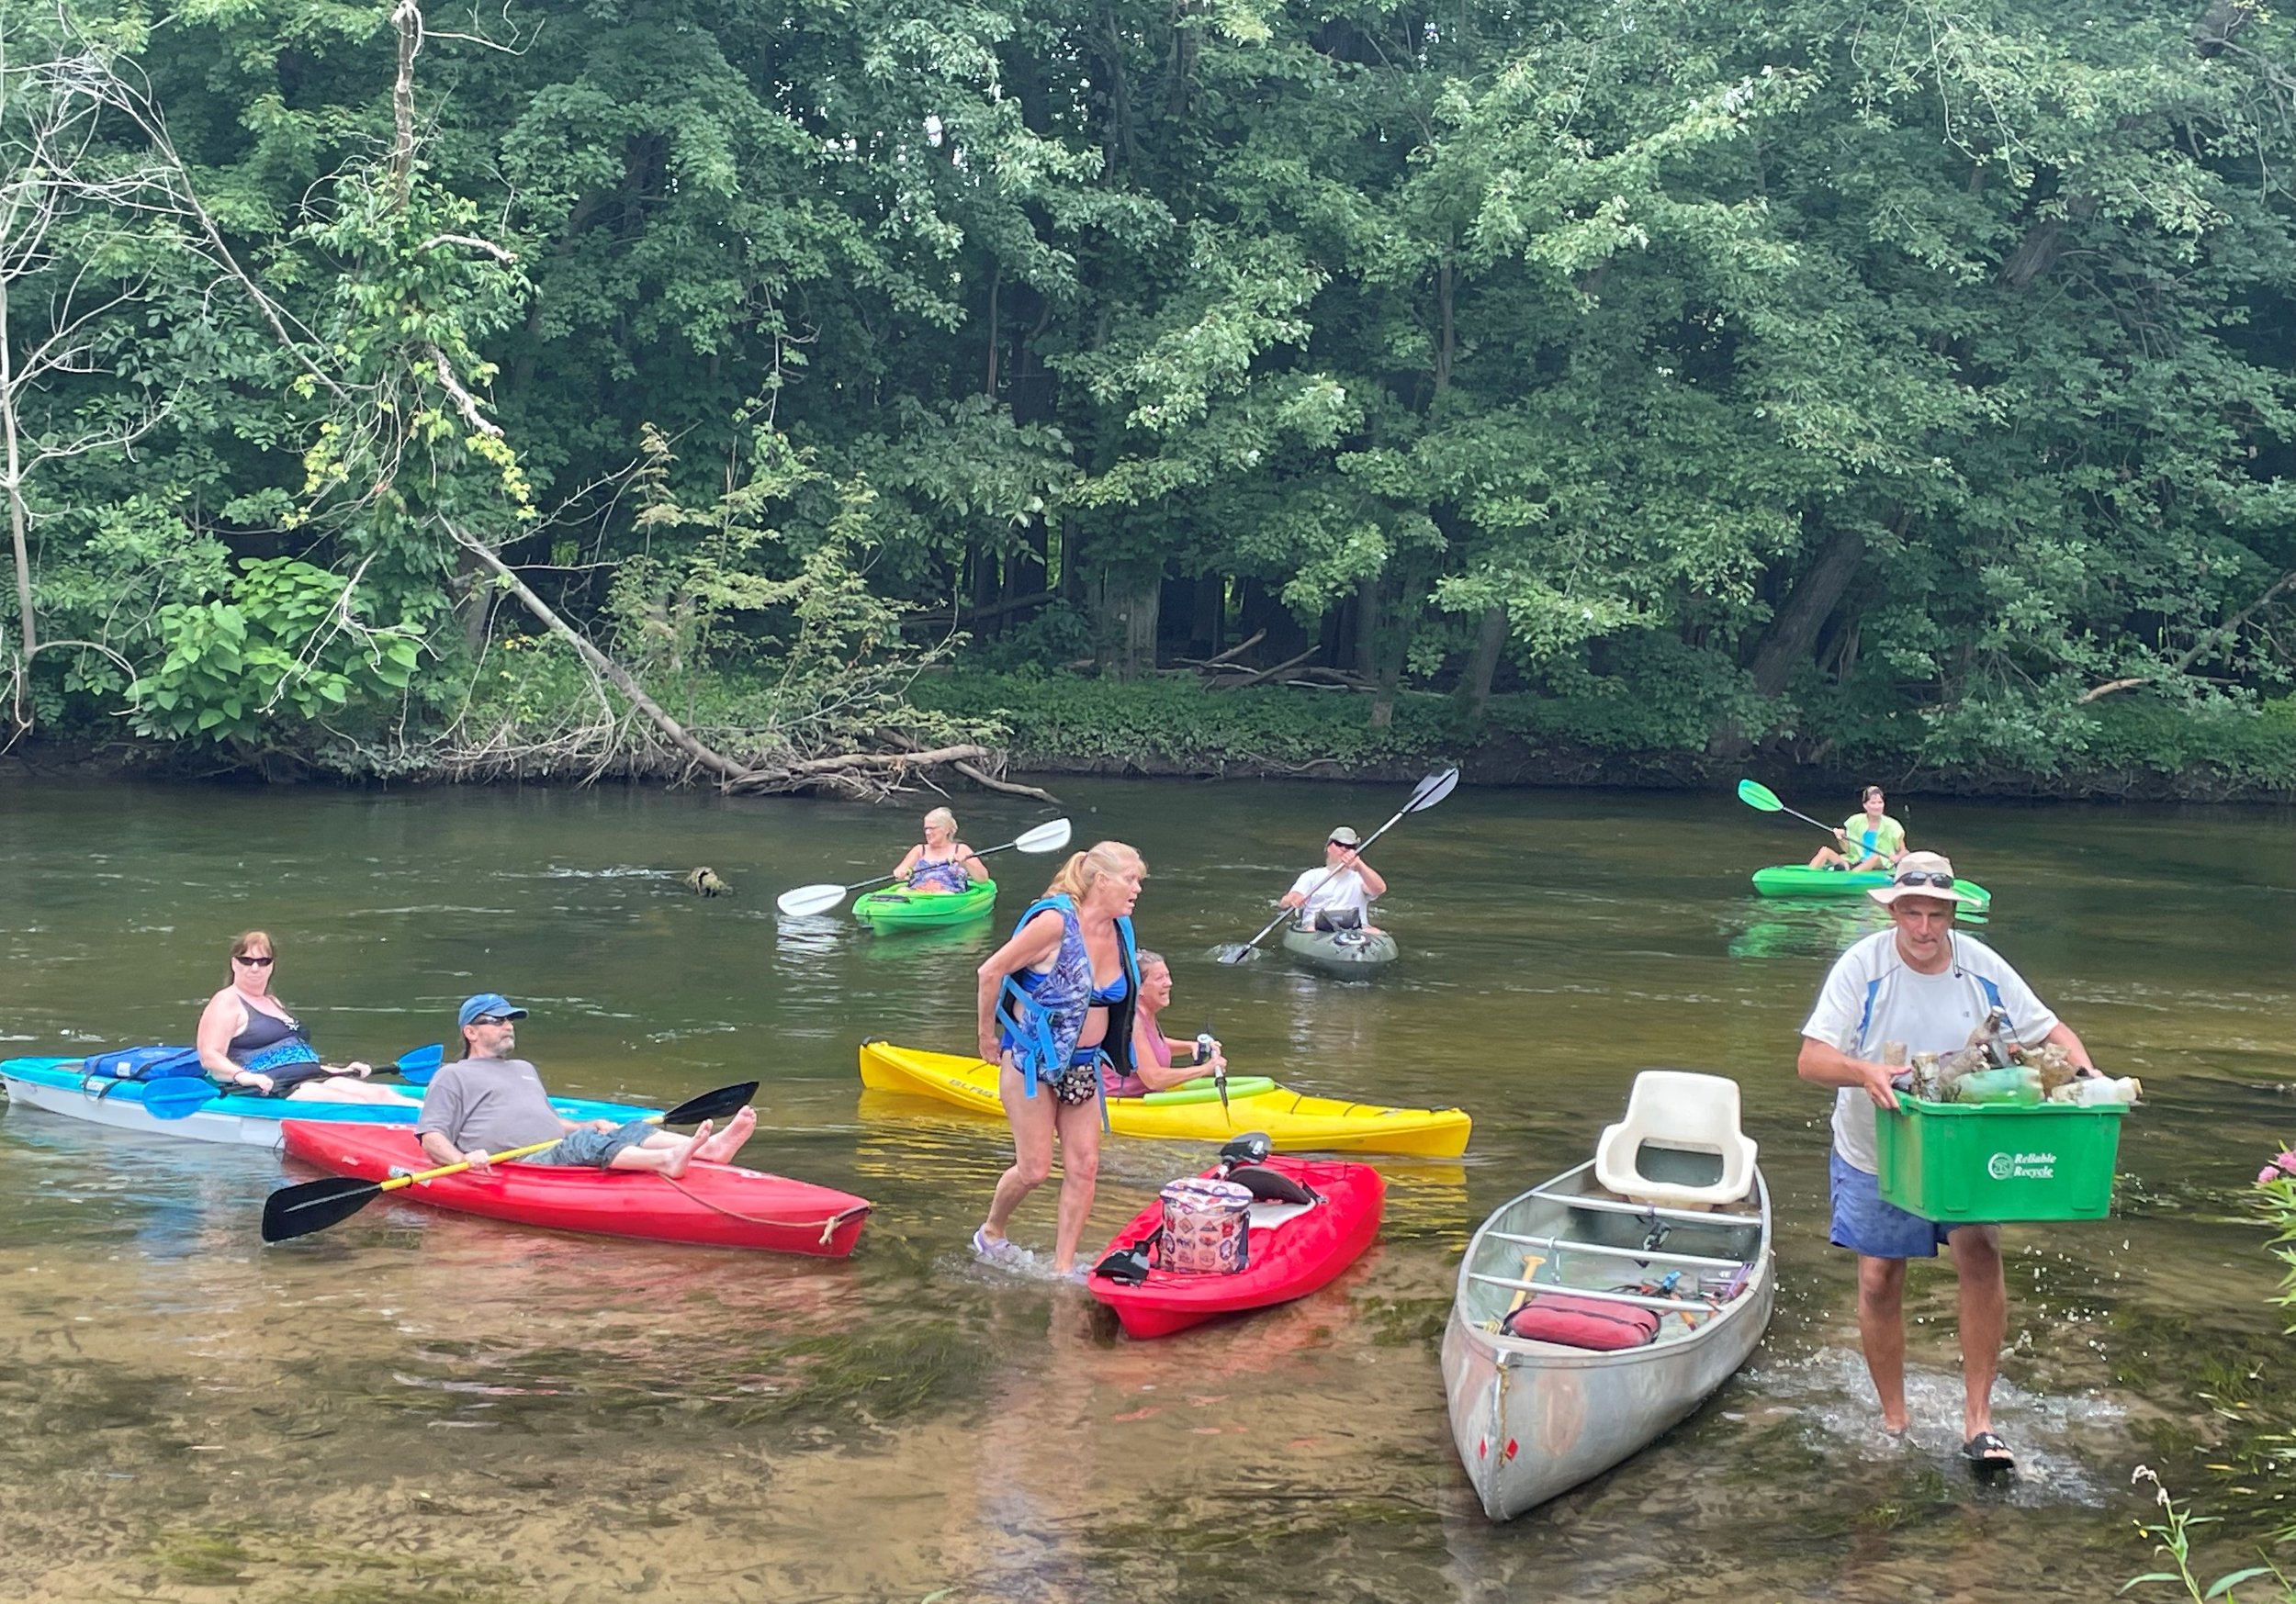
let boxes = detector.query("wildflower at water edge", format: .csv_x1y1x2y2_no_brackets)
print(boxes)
2257,1150,2296,1186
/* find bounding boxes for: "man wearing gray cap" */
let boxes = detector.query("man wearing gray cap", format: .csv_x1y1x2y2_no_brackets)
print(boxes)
417,993,757,1175
1280,825,1388,932
1795,852,2096,1475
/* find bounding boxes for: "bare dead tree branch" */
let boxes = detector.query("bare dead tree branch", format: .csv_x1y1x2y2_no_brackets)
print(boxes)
422,230,516,262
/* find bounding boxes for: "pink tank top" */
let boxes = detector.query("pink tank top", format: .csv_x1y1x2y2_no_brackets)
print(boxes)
1101,1020,1172,1099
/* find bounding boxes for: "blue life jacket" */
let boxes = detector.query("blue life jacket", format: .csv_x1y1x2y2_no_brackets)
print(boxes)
996,895,1140,1106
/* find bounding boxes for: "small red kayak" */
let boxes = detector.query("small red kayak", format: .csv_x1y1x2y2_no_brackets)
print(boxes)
1087,1154,1384,1339
280,1122,872,1258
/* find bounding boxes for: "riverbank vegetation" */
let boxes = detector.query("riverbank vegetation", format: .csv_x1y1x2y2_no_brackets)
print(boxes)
3,0,2295,795
2123,1153,2296,1602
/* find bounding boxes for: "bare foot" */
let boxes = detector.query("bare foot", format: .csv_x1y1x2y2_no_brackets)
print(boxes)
661,1121,708,1179
694,1105,755,1163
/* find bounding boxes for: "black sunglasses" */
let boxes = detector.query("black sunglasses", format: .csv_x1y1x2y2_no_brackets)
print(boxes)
471,1014,516,1026
233,954,275,967
1892,870,1956,890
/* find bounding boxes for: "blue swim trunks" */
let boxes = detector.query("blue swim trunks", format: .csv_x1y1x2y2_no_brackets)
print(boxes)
525,1119,656,1170
1828,1150,1986,1259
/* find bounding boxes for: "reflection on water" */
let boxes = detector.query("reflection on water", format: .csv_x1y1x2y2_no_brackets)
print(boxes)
0,777,2290,1601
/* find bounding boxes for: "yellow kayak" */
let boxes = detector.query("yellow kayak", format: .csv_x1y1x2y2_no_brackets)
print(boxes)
856,1040,1472,1158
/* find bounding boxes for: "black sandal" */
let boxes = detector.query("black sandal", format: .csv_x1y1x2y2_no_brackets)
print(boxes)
1962,1430,2015,1471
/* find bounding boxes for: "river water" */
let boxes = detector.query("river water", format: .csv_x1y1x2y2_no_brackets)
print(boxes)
0,776,2289,1602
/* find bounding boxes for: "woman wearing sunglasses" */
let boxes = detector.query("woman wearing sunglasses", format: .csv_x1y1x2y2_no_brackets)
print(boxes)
193,931,417,1103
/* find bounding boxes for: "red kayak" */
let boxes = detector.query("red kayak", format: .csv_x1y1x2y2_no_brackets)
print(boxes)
280,1122,872,1258
1087,1154,1384,1339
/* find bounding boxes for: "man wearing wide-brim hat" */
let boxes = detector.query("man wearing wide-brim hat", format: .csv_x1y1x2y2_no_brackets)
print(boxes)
1795,851,2098,1475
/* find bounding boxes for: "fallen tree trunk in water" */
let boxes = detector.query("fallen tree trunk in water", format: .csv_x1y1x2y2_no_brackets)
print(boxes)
451,526,1055,802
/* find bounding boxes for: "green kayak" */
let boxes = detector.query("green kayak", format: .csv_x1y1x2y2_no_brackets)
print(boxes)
1750,865,1990,911
1281,925,1400,976
854,878,997,929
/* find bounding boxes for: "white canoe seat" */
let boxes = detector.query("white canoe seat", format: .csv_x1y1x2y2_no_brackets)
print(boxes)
1593,1071,1757,1210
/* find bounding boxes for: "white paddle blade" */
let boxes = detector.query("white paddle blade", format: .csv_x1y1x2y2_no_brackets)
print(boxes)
776,883,850,917
1014,817,1073,854
1406,766,1461,813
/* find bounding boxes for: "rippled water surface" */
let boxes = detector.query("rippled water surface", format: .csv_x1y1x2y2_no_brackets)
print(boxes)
1,777,2290,1601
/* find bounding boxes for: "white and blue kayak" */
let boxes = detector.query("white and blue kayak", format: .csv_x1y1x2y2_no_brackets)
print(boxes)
0,1056,656,1150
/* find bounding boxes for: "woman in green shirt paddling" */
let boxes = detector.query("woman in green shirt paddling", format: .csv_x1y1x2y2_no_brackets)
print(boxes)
1806,786,1908,871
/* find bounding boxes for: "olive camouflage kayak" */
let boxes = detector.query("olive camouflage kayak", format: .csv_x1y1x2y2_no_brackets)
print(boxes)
1280,925,1400,974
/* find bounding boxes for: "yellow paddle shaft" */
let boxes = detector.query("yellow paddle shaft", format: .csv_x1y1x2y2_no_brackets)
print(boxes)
380,1113,667,1195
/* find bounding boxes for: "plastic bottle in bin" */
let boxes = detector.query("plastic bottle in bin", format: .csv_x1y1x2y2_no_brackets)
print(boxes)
1951,1065,2043,1105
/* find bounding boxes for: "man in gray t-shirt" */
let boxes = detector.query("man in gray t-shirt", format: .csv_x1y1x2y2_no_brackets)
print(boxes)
1795,853,2095,1475
417,993,756,1174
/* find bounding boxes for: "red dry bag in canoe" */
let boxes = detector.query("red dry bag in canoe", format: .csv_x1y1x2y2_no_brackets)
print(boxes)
1501,1292,1660,1351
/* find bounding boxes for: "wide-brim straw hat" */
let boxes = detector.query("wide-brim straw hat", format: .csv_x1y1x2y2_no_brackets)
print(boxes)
1867,851,1984,908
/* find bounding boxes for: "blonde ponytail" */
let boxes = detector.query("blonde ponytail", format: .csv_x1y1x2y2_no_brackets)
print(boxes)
1044,841,1146,901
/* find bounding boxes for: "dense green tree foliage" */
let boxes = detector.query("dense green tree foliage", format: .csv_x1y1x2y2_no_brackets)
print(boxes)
4,0,2293,779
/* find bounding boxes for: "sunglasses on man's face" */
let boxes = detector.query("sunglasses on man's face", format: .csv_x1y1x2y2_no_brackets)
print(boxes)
1893,870,1956,890
471,1015,515,1027
234,955,274,967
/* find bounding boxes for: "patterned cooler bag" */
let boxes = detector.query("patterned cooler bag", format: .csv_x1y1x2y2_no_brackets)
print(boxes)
1158,1176,1252,1274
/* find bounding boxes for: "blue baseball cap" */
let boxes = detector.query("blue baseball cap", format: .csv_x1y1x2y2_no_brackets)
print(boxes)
457,993,529,1031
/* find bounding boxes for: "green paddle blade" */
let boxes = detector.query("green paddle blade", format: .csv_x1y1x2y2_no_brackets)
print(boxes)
263,1174,384,1242
1737,780,1784,813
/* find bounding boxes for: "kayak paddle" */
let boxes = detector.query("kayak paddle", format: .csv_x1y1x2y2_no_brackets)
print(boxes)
1734,779,1841,838
1739,779,1908,865
140,1043,447,1120
260,1079,759,1243
1216,767,1459,965
776,816,1074,916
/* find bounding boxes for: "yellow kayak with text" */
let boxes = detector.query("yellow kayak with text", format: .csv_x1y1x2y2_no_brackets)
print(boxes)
856,1040,1471,1158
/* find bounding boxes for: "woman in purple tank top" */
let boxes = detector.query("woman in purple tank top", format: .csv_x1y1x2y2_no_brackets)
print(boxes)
890,807,988,894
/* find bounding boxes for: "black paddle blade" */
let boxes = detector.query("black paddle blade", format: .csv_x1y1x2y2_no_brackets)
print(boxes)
262,1174,384,1243
1406,765,1461,812
1219,1131,1273,1168
661,1081,758,1126
1212,943,1257,966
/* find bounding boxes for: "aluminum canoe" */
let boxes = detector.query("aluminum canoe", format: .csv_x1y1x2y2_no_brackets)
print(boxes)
1442,1158,1774,1520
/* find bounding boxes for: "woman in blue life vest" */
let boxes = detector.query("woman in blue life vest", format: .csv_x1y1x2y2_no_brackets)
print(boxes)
194,930,415,1104
970,840,1146,1277
891,806,990,894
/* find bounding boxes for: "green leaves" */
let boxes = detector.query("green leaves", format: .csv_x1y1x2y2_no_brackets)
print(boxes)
127,559,423,746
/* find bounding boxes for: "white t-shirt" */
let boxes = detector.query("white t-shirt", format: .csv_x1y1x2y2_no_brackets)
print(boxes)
1800,931,2059,1173
1289,867,1372,925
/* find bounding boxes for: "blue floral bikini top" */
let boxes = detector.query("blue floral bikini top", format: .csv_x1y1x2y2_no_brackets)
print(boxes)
996,895,1139,1097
